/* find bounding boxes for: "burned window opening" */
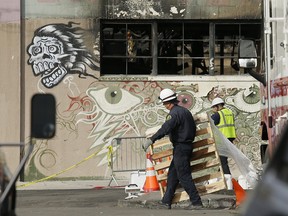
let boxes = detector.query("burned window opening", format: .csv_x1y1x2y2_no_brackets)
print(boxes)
100,20,261,76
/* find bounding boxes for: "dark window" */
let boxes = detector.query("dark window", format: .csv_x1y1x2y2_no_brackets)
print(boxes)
214,23,261,75
184,23,210,75
101,23,152,75
100,20,261,76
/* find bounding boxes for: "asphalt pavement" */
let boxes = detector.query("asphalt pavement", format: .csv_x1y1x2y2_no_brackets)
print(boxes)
16,180,237,209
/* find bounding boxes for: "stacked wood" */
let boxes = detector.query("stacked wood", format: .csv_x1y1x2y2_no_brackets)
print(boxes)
148,115,227,203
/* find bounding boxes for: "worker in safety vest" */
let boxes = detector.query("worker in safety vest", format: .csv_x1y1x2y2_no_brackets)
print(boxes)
211,97,236,175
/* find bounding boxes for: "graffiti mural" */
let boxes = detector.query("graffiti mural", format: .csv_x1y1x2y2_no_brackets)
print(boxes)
75,82,163,166
24,76,262,180
24,21,262,180
27,22,99,88
75,82,261,170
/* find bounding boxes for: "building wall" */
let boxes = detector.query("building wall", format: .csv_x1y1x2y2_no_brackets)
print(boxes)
0,22,21,172
0,0,262,182
104,0,262,19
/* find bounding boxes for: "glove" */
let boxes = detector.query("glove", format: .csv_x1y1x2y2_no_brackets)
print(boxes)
142,139,153,151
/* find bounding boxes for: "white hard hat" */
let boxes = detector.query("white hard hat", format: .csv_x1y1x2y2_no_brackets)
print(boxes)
211,97,225,107
159,88,177,102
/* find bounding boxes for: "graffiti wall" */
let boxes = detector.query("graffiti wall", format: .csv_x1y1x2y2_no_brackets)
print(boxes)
24,73,261,180
0,0,262,181
23,18,261,180
26,75,259,178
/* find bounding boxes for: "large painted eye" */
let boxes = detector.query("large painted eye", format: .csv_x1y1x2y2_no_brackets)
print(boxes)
104,87,122,104
87,87,143,114
177,91,195,110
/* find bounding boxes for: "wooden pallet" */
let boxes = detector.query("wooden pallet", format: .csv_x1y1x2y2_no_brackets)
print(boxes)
148,119,227,203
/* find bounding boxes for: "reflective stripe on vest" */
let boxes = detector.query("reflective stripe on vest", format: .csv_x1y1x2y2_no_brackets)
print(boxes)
217,108,236,138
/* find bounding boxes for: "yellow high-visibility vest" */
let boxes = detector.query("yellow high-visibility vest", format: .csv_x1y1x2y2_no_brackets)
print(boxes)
217,108,236,138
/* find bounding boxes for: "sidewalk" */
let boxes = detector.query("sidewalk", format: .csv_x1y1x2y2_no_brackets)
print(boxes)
16,180,236,209
16,180,129,190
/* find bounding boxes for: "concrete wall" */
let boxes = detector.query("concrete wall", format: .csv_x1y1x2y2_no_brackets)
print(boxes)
23,0,262,20
0,0,262,183
0,21,21,173
104,0,262,19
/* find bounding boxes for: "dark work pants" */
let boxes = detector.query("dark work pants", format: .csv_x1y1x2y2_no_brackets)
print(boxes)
162,144,202,205
220,156,231,174
220,138,235,175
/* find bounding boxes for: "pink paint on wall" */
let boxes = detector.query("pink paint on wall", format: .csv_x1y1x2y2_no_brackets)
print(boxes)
0,0,20,23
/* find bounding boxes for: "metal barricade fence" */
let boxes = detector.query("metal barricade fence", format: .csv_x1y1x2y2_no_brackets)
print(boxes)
108,136,147,186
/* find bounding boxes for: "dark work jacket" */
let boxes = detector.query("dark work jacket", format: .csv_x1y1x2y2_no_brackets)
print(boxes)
150,104,196,145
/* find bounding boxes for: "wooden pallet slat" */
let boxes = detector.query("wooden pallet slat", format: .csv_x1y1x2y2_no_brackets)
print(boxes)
154,160,171,171
151,149,173,160
192,145,216,156
152,138,171,148
191,152,216,163
195,127,212,136
193,172,223,184
197,180,227,194
190,158,220,172
157,172,168,181
172,180,227,203
192,138,215,148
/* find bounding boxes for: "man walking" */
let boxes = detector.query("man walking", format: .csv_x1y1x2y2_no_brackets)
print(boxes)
142,88,203,210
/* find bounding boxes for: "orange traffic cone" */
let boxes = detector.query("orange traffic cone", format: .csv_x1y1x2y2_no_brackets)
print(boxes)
143,153,160,192
232,178,246,207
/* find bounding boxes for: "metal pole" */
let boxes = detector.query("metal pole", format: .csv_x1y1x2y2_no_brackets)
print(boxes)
0,140,34,205
209,23,215,75
20,0,26,182
151,22,158,75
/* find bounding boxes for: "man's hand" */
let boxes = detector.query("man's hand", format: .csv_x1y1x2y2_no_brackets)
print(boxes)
142,139,153,151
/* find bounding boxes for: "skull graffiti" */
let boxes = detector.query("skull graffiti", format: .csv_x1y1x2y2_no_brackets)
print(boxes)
28,36,67,88
27,23,99,88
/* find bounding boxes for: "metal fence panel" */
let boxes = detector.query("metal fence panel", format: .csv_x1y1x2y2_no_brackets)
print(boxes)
108,137,147,186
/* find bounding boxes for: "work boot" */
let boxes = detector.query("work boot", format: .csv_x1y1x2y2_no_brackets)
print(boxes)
184,203,204,210
157,201,171,209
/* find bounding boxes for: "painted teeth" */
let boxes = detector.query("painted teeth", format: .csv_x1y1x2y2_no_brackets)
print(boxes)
44,62,49,70
42,68,64,86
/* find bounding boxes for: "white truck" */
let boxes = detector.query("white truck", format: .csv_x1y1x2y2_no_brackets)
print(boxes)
242,0,288,214
260,0,288,162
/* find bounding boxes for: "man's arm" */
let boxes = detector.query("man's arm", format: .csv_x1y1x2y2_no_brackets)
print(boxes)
151,113,178,142
211,112,220,125
143,113,178,151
